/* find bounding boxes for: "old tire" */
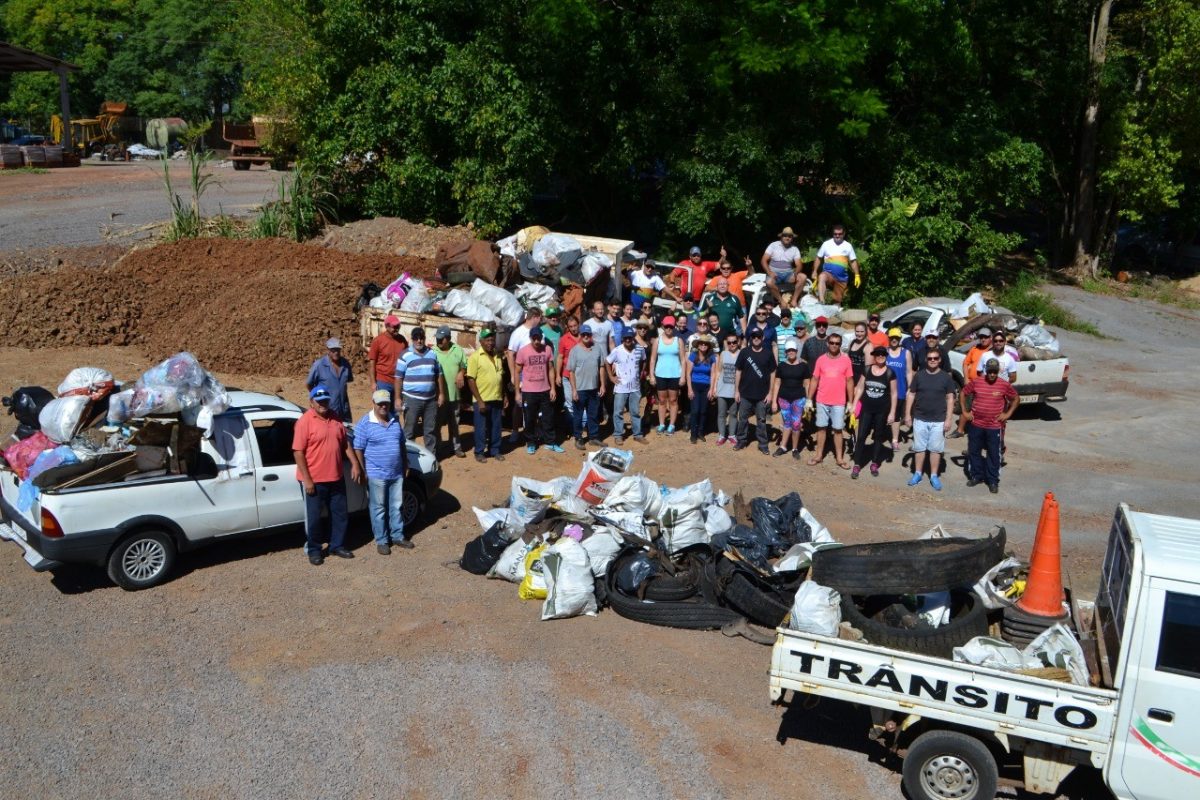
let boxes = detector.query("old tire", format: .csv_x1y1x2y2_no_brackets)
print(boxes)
840,589,986,658
232,160,250,171
902,729,998,800
713,559,799,628
811,528,1006,595
107,530,176,590
605,571,744,630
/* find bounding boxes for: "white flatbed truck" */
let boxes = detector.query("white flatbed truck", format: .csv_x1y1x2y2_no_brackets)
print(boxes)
770,504,1200,800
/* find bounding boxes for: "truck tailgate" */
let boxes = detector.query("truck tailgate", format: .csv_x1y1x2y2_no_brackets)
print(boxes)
0,470,56,570
770,627,1117,758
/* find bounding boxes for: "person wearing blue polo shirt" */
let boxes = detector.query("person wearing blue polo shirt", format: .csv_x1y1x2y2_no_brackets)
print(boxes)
352,390,411,554
305,337,354,421
394,327,445,453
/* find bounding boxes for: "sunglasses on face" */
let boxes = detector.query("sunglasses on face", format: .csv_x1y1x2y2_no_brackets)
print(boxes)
816,324,828,328
726,339,738,345
927,357,941,362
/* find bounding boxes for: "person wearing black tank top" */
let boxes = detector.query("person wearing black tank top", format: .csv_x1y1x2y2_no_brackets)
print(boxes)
846,323,870,381
850,347,897,478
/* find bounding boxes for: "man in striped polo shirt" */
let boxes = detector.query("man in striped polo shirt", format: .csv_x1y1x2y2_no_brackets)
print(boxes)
394,327,446,453
962,358,1020,494
353,390,411,554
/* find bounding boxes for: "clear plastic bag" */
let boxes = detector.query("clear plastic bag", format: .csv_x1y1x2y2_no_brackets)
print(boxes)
38,396,90,443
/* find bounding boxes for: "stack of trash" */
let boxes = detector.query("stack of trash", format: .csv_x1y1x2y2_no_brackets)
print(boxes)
1,352,231,509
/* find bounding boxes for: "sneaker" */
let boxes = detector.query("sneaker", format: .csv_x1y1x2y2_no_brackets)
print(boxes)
948,430,964,439
714,436,726,446
793,450,802,461
493,454,505,462
454,449,467,458
547,444,565,453
733,442,748,451
574,438,586,451
633,435,647,443
725,437,737,447
394,539,415,550
988,483,999,494
851,466,861,479
759,445,770,455
773,447,787,457
690,435,698,444
666,425,675,435
526,444,537,455
930,475,943,491
474,453,487,463
907,474,923,487
966,478,981,488
869,462,879,477
308,554,324,566
376,543,391,555
330,547,355,559
656,424,666,433
613,436,625,445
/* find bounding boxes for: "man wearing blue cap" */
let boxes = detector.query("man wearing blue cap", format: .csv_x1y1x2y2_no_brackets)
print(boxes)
566,323,608,449
515,325,561,454
293,385,361,564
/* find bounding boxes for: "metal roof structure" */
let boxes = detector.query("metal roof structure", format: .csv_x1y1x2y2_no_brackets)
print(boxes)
0,41,79,74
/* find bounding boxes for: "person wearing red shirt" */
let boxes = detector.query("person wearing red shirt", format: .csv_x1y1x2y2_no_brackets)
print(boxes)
673,246,719,301
557,314,583,429
367,315,408,392
293,385,361,565
703,250,755,306
865,313,890,349
961,358,1020,493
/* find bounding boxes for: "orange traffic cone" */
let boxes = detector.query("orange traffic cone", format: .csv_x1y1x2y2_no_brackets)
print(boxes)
1016,492,1065,618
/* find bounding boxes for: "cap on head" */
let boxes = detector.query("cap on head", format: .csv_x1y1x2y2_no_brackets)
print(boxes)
580,324,593,335
479,328,494,340
529,326,544,339
689,246,702,256
924,331,939,340
978,326,992,337
435,325,452,340
371,389,392,405
325,337,342,350
814,316,829,325
621,329,636,339
784,338,799,351
985,358,1001,373
662,316,676,326
411,327,426,340
871,346,888,357
779,226,795,237
544,306,561,317
310,385,332,402
384,315,401,328
886,327,902,338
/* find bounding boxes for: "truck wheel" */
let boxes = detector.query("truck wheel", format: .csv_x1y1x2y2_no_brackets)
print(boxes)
401,483,425,529
903,729,998,800
107,530,176,590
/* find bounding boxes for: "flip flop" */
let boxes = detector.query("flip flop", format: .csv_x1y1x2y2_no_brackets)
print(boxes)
808,458,823,466
837,461,851,470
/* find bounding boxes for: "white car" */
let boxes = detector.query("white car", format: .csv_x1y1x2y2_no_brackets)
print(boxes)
0,391,442,589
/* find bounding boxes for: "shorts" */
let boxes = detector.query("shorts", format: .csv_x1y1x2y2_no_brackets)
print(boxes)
779,398,806,430
816,402,845,430
822,263,849,283
655,376,680,391
769,263,795,284
912,419,946,453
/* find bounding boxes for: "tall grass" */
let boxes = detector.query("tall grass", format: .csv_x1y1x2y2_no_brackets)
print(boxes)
160,122,216,241
995,272,1101,336
251,163,336,241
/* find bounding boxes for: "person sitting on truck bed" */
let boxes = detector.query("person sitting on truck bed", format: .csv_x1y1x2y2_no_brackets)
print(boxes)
395,327,445,454
306,337,354,422
630,259,678,312
294,385,361,565
761,227,807,307
812,224,861,304
367,316,408,393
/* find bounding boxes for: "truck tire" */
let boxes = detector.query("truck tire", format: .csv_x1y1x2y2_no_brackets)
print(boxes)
608,550,706,601
107,530,176,590
811,528,1006,595
840,589,986,658
605,571,744,630
713,558,800,628
902,729,998,800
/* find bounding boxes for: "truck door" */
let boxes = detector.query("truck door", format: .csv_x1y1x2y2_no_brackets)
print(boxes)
250,416,305,530
1120,580,1200,798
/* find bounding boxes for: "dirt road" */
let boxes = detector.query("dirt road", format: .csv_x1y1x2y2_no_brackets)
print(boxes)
1,211,1198,797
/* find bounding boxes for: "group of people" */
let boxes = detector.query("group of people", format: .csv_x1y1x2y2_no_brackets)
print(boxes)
291,222,1023,562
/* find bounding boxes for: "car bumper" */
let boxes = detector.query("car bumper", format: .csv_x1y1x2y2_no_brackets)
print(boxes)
0,490,119,569
1015,379,1069,403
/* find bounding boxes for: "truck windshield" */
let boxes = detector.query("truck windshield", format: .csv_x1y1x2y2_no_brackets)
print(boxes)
1097,510,1133,679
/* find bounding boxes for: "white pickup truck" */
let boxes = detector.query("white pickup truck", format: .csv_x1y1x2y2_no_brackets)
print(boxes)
0,391,442,589
770,504,1200,800
887,304,1070,405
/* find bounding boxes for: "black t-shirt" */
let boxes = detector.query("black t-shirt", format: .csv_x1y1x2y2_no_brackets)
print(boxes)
859,366,896,414
775,359,810,401
846,338,870,380
735,346,777,401
909,368,957,422
801,335,828,366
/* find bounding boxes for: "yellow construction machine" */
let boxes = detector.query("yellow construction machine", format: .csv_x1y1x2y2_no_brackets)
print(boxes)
51,101,127,156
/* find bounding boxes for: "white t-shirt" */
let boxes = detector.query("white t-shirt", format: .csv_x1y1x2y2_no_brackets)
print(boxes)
507,324,534,354
631,271,666,293
764,240,802,267
816,238,857,262
586,317,613,357
606,345,646,393
976,351,1018,380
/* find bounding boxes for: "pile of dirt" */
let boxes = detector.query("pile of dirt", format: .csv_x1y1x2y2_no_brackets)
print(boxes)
0,238,435,375
315,217,477,260
0,243,128,278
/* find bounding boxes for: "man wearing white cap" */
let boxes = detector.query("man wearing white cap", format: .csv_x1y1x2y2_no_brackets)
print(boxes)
353,390,411,554
306,337,354,421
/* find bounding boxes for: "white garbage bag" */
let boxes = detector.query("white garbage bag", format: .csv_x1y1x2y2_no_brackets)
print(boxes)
470,279,525,327
488,537,539,583
580,527,622,578
598,474,663,517
442,289,497,323
578,252,612,284
1015,323,1060,353
953,636,1041,671
799,294,842,324
917,591,952,627
540,538,598,620
531,233,583,269
973,556,1024,610
800,507,834,543
57,367,115,398
1026,623,1090,686
508,477,556,526
951,292,991,319
592,510,652,541
788,581,842,636
472,506,525,540
38,396,90,443
774,541,843,573
399,279,431,312
657,479,711,553
703,503,734,538
513,282,558,307
572,448,634,505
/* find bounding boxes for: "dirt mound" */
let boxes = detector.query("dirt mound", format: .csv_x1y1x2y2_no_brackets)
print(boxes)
315,217,477,260
0,237,434,375
0,243,128,278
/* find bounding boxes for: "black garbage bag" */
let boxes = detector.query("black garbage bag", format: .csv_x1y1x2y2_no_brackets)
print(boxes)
459,522,509,575
14,423,40,441
3,386,55,429
615,553,659,594
711,524,773,570
774,492,811,545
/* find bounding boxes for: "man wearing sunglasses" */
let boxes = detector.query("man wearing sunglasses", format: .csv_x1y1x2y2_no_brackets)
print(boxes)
904,349,957,491
353,390,411,554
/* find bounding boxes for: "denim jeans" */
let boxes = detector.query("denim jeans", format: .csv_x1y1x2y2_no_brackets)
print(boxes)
367,477,405,545
967,424,1003,486
302,480,348,557
736,398,769,448
521,390,554,446
716,396,737,438
689,388,710,437
572,388,600,440
612,390,642,438
473,400,503,455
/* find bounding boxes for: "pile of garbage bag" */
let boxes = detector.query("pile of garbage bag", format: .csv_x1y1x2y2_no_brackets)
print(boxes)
1,352,231,508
